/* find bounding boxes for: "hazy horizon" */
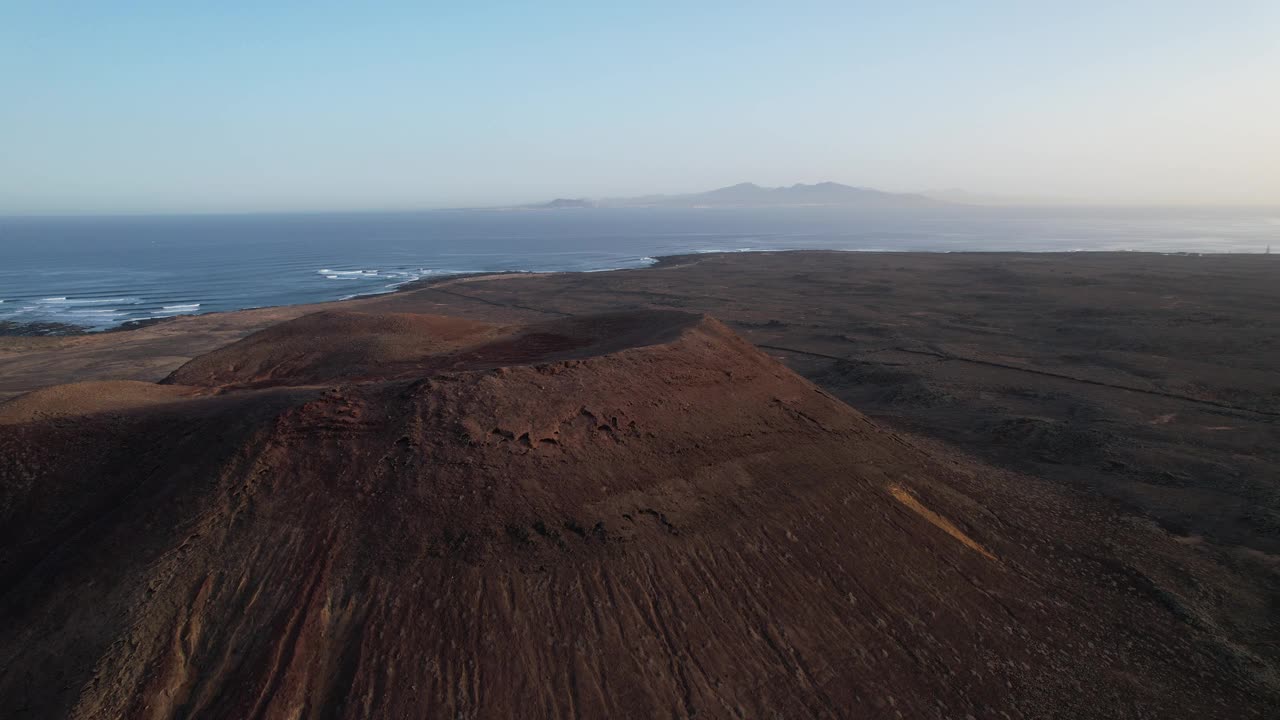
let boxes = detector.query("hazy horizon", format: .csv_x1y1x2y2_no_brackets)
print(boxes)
6,183,1280,220
3,2,1278,215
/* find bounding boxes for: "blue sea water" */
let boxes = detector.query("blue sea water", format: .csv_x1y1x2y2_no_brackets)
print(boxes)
1,205,1276,331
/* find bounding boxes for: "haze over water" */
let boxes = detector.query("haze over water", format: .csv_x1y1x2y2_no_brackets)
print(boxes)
2,205,1276,331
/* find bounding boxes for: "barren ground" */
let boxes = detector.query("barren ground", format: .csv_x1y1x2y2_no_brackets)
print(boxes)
1,251,1277,716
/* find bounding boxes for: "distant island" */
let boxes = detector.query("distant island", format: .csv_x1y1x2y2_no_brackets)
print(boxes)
519,182,945,210
538,198,597,209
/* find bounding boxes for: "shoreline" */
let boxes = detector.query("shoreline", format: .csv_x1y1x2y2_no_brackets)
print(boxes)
0,249,1264,338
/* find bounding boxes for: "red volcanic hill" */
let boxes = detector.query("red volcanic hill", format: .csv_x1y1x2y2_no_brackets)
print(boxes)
0,311,1269,718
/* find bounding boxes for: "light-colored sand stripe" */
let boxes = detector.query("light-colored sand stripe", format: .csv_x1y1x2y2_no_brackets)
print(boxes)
888,484,996,561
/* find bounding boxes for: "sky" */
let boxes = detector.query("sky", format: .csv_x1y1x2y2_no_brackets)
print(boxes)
1,1,1277,214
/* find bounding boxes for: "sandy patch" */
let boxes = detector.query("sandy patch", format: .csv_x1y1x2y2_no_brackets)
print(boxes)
888,484,997,561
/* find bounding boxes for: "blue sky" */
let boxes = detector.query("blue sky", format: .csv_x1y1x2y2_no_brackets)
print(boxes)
2,1,1277,213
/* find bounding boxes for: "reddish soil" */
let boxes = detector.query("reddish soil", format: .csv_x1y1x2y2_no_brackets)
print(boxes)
1,251,1277,718
0,381,200,425
1,306,1275,718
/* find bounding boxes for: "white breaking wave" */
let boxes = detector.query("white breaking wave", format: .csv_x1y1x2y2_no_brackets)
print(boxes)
148,304,202,319
39,296,143,305
318,267,448,290
693,247,757,254
0,295,155,330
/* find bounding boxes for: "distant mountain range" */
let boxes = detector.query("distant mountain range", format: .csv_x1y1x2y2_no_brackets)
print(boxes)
523,182,945,210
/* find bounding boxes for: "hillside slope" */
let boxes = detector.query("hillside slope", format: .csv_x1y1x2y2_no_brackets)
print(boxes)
0,310,1271,718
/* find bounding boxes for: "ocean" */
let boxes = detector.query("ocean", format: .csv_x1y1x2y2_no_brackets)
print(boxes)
1,205,1276,331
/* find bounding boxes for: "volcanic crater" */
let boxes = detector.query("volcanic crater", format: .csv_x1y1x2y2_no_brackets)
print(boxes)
0,310,1270,718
